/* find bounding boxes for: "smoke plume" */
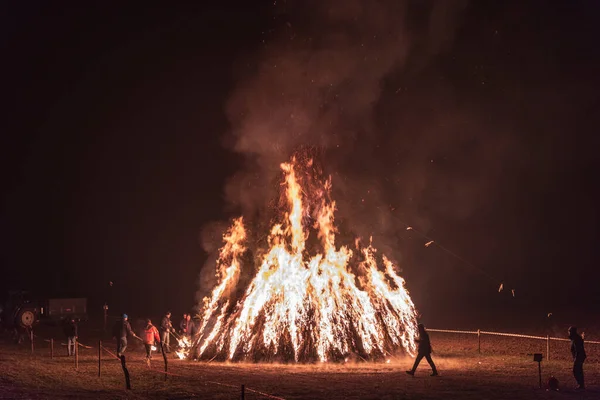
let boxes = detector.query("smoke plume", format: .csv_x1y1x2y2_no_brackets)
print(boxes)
199,0,531,303
222,0,472,241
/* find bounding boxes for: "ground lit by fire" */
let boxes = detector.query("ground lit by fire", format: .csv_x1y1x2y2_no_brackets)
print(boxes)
180,155,418,362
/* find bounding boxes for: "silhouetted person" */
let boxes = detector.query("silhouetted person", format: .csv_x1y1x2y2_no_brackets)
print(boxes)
112,313,139,357
406,324,438,376
568,326,586,389
184,314,192,337
189,314,200,338
189,314,201,359
179,313,189,337
160,311,174,352
63,318,78,356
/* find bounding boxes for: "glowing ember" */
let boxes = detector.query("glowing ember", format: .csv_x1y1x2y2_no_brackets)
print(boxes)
190,155,418,362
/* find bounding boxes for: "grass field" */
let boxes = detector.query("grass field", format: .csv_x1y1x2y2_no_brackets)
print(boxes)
0,329,598,399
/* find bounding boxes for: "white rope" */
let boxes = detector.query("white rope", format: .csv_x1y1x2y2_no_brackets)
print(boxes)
427,328,478,335
428,328,600,344
480,331,546,340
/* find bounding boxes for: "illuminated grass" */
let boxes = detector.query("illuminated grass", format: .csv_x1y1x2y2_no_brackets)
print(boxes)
0,332,597,399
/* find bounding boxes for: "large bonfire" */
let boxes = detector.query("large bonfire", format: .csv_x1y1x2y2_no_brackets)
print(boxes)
183,154,418,362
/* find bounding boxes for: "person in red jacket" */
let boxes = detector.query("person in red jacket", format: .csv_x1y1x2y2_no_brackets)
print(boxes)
143,319,161,362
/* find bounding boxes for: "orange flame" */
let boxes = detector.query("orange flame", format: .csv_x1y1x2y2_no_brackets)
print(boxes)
190,156,418,362
176,336,192,360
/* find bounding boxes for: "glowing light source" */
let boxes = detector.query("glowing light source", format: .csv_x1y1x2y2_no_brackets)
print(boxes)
186,156,418,362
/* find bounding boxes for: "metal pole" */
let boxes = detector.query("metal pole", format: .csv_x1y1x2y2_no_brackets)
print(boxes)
477,329,481,354
538,361,542,389
50,338,54,359
75,338,79,370
241,384,245,400
546,335,550,361
98,340,102,377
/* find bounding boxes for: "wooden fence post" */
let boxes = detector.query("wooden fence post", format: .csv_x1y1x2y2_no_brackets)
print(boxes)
477,329,481,354
98,340,102,377
538,358,542,388
546,335,550,361
50,338,54,359
120,355,132,390
30,328,34,354
160,342,168,381
75,338,79,370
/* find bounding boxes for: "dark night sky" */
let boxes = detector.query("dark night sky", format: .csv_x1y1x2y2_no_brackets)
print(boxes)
2,1,599,328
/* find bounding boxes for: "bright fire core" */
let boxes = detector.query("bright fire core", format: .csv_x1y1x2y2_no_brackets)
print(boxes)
189,156,418,362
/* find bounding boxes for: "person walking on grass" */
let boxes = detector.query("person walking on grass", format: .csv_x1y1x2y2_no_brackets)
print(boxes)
63,318,78,356
142,319,161,365
406,323,438,377
160,311,174,352
568,326,586,390
112,313,140,357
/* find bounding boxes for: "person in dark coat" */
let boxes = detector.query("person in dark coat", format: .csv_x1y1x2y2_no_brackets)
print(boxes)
112,313,139,357
189,315,200,338
159,311,174,352
188,314,201,359
179,313,189,337
568,326,586,389
63,318,78,356
406,323,438,376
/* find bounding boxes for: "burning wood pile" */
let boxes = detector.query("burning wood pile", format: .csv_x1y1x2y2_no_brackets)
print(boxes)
181,155,418,362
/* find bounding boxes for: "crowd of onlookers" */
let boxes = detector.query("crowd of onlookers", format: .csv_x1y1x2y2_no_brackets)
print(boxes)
111,311,200,362
56,311,198,363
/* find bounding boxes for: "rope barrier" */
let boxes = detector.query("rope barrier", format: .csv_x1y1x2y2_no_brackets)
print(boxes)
147,367,183,377
427,329,478,335
479,331,546,340
428,328,600,344
100,345,120,360
245,387,286,400
203,380,285,400
34,334,93,349
100,345,285,399
57,341,93,348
